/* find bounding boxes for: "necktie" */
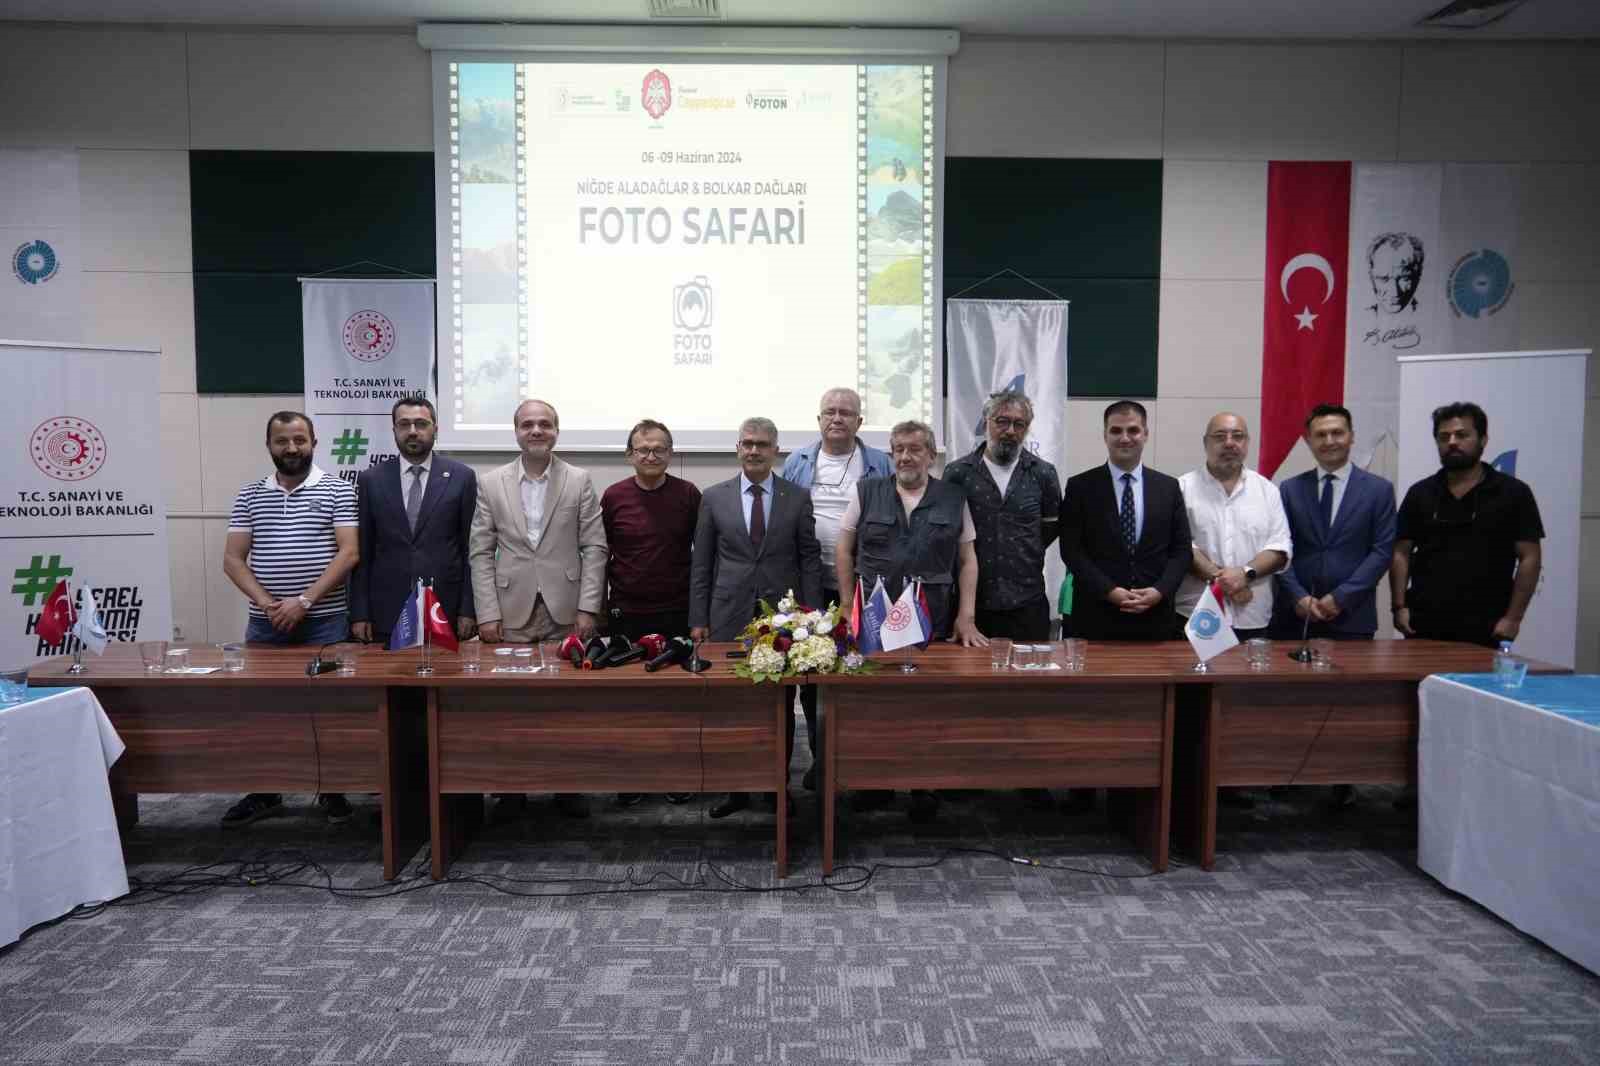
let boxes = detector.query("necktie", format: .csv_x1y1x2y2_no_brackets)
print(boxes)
1119,473,1136,551
406,465,424,533
749,484,765,548
1319,472,1335,531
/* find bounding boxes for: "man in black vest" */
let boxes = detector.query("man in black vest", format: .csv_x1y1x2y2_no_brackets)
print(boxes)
835,419,983,822
1059,400,1192,641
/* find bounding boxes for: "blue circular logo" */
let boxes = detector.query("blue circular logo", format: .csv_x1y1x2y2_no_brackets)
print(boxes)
1448,248,1512,319
12,239,59,285
1191,609,1223,638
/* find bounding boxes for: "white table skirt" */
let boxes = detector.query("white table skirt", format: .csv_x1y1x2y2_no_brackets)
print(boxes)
0,686,129,947
1419,674,1600,976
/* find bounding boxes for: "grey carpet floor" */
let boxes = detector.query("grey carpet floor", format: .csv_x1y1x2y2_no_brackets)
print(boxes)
3,777,1597,1065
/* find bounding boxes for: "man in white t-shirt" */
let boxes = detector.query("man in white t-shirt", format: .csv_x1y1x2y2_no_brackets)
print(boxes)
779,387,891,789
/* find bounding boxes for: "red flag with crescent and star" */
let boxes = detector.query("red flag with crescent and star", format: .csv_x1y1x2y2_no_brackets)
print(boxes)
1260,161,1351,479
422,585,459,652
36,578,76,646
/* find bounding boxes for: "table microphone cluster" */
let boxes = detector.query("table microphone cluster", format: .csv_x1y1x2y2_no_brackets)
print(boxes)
558,633,711,673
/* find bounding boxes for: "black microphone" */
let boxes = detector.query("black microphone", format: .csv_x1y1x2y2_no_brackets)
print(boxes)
306,640,344,676
644,636,694,672
601,634,649,667
1289,580,1316,662
581,635,611,670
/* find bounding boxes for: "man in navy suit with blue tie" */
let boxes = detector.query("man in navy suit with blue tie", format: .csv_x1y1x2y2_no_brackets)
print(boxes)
1272,404,1396,641
351,397,479,646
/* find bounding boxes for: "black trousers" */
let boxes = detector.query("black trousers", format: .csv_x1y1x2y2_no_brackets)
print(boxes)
795,586,840,766
975,593,1052,641
1409,611,1500,649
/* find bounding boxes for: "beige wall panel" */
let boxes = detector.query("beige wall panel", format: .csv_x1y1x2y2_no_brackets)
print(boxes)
78,150,191,272
0,26,188,149
158,392,203,515
1158,280,1264,399
79,271,196,395
1164,43,1402,162
165,518,207,649
1160,160,1267,280
187,31,431,151
948,39,1165,159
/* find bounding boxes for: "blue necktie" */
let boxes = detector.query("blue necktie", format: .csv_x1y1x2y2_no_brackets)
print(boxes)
1119,473,1136,551
1318,472,1335,531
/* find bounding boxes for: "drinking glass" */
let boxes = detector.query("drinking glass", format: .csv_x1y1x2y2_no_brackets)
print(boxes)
163,647,190,672
1309,639,1335,671
218,642,245,673
459,640,482,673
1062,638,1087,671
139,640,169,674
1245,638,1272,670
1498,659,1529,689
492,646,519,673
335,647,359,676
988,639,1012,671
540,641,565,674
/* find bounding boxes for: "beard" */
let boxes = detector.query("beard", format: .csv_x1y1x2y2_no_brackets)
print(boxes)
895,467,926,489
1441,448,1481,471
988,438,1020,464
272,451,311,476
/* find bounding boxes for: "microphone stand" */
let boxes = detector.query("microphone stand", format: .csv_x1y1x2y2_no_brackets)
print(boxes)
1288,579,1316,662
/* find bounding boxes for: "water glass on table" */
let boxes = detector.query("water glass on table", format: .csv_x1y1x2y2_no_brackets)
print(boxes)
1245,638,1272,670
219,642,245,673
988,638,1012,671
163,647,190,673
1309,639,1335,671
458,639,482,673
335,647,359,676
539,641,564,674
1061,638,1087,671
139,640,168,674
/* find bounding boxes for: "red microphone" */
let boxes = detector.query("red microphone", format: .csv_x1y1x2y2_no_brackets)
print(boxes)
560,632,586,668
638,633,668,658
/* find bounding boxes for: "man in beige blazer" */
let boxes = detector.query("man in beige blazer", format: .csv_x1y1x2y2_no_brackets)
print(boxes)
470,398,608,644
470,398,608,820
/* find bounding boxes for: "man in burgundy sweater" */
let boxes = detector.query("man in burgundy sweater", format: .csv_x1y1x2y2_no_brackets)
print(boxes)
601,419,702,643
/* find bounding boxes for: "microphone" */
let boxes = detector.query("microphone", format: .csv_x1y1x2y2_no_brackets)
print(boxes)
582,635,611,670
685,637,712,673
601,634,649,667
638,633,669,659
1289,580,1316,662
560,632,587,668
306,640,343,677
644,636,694,672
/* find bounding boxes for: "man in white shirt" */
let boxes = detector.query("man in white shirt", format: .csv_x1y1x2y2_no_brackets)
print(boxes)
1176,413,1292,640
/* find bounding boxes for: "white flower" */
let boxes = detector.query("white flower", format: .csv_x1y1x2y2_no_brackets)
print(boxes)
749,643,787,674
771,613,790,627
805,610,824,627
792,626,810,641
843,652,865,670
777,590,796,613
788,634,838,673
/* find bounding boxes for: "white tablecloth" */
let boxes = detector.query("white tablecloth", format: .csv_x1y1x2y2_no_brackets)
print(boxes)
0,686,130,947
1419,674,1600,975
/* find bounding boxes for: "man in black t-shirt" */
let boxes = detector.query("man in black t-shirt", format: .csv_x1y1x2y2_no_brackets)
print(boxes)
1390,402,1543,648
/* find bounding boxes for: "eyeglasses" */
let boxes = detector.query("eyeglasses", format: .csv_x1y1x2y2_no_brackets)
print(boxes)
1206,431,1249,443
394,419,434,431
630,447,671,459
989,417,1029,431
739,439,775,451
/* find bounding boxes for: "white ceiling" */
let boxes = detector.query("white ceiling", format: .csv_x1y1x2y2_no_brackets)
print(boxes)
2,0,1599,37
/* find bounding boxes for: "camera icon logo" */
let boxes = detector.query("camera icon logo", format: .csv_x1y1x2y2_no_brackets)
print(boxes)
673,276,713,331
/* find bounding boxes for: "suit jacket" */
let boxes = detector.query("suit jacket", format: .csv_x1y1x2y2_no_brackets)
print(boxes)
688,473,823,641
1273,465,1397,636
468,455,608,629
351,455,478,636
1058,464,1192,640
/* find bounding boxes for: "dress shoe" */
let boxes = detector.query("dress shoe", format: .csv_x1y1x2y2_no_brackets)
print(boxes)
908,789,941,824
665,793,695,805
552,793,590,818
490,793,527,824
616,793,645,808
709,792,750,819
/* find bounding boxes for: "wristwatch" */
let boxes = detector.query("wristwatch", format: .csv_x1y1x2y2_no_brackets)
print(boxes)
1243,566,1258,582
297,594,314,610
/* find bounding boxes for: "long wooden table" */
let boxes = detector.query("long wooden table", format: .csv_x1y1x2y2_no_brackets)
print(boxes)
427,650,790,879
29,645,429,880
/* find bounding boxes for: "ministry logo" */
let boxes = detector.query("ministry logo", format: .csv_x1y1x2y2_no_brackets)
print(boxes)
30,416,107,482
642,69,672,120
1190,608,1223,639
342,309,396,361
12,239,59,285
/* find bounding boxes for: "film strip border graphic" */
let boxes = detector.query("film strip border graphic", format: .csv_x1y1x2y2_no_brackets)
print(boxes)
919,65,935,427
855,66,869,422
447,63,464,425
515,66,531,399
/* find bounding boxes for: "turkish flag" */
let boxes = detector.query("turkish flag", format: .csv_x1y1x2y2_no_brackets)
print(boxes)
422,585,459,651
36,579,76,646
1259,161,1351,478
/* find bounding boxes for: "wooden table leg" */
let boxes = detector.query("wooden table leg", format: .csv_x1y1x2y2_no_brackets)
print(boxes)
1148,685,1174,872
428,690,450,880
822,686,836,876
379,686,429,881
775,687,788,879
1199,687,1220,870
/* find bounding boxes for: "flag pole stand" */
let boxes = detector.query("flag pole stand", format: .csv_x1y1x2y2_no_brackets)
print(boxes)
416,632,434,676
1191,659,1209,673
66,644,86,675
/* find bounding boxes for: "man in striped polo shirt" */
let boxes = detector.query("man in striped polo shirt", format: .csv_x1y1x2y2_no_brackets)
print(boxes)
220,410,360,827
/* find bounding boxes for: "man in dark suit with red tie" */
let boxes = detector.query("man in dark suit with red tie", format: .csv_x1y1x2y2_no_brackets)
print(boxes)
1059,401,1192,641
350,398,479,646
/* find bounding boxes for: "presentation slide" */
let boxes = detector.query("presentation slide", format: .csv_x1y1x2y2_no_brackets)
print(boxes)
434,57,944,450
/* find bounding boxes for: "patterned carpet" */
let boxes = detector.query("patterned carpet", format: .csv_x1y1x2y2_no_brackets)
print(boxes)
3,768,1597,1065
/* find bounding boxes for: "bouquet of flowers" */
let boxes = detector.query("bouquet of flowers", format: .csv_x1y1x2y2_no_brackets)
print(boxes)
733,589,878,683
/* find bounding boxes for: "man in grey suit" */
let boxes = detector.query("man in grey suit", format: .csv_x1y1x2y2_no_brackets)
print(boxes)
689,416,823,818
469,398,608,820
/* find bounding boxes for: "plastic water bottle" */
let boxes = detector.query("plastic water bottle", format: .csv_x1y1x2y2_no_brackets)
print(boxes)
1494,640,1516,685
